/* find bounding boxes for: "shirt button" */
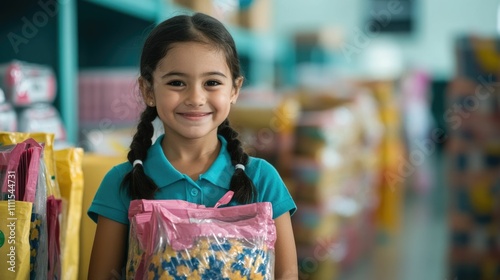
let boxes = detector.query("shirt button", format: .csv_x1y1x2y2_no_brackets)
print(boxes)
190,188,199,196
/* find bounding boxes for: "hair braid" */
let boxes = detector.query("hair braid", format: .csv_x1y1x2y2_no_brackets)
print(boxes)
218,119,256,204
121,106,159,199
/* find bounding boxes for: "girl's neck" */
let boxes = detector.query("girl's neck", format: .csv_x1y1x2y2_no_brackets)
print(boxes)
161,134,220,161
161,134,221,179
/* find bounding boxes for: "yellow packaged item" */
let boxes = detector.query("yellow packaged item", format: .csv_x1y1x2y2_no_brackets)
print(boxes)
0,200,33,280
54,148,84,280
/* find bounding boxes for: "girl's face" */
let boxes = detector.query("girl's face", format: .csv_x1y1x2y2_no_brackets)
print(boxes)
142,42,241,142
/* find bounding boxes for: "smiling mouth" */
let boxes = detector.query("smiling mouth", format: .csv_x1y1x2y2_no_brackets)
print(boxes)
177,112,212,120
178,112,212,117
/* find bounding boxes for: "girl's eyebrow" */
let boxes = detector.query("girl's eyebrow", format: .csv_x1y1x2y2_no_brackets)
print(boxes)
203,71,227,78
161,71,227,79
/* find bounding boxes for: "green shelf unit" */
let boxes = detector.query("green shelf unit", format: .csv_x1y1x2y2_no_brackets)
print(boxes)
59,0,168,144
59,0,78,145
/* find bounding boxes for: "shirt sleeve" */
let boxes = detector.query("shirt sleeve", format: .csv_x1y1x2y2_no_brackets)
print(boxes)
87,166,130,225
251,158,297,219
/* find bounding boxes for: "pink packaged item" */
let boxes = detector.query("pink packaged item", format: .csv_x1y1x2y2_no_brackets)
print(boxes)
0,142,26,198
46,195,62,280
0,60,56,106
127,191,277,279
0,138,41,202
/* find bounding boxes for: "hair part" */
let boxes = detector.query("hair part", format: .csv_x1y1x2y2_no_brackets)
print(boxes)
123,13,255,204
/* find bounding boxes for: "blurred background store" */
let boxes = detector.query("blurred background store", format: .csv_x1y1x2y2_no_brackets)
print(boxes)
0,0,499,279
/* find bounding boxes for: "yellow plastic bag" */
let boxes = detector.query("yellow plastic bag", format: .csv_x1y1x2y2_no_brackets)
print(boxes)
54,148,84,280
0,132,60,199
0,200,33,280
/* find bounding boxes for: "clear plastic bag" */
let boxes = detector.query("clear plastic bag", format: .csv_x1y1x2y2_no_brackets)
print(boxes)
30,157,48,279
127,191,276,280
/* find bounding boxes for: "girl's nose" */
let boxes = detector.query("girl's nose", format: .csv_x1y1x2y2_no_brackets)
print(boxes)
184,85,206,107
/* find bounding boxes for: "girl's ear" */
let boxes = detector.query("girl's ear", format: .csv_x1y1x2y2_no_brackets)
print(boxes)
230,76,244,104
139,77,155,107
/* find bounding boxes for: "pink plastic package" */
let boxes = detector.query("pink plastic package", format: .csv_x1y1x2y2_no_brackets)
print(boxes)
126,191,277,280
0,138,41,202
0,142,25,199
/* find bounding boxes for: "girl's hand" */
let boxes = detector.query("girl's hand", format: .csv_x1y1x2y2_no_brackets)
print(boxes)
274,212,299,279
88,216,128,280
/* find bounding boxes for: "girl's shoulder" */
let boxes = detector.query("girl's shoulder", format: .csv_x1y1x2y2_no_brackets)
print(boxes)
245,156,281,179
103,161,133,180
246,156,271,169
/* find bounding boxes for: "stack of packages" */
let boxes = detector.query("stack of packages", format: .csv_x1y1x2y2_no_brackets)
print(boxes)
78,69,143,156
291,89,382,280
0,137,46,279
228,89,301,175
350,80,406,280
445,35,500,280
355,80,406,237
0,61,85,279
0,61,67,146
0,132,84,280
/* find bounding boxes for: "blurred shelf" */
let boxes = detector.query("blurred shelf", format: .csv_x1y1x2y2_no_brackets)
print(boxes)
6,0,296,144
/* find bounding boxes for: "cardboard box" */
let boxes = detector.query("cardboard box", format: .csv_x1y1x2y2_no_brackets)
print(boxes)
173,0,214,15
238,0,271,32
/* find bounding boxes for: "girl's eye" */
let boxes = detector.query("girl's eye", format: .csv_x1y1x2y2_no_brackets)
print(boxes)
167,80,185,87
205,80,221,87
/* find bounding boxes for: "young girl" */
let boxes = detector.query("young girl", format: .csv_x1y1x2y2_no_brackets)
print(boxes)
87,13,298,279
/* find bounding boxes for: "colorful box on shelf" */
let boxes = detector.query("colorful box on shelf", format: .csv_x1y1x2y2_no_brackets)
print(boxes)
290,156,352,203
355,80,397,108
0,60,56,107
378,137,406,169
78,69,144,128
445,72,500,280
292,202,340,245
228,93,300,170
237,0,272,32
294,109,362,158
455,35,500,81
173,0,216,15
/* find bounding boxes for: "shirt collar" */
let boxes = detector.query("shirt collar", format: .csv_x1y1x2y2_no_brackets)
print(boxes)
145,134,234,189
200,135,233,189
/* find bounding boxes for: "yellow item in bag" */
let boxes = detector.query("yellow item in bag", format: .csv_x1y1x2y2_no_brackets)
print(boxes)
0,132,60,199
54,148,84,280
0,200,33,280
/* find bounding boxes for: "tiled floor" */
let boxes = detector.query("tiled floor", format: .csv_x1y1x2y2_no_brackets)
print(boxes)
339,152,449,280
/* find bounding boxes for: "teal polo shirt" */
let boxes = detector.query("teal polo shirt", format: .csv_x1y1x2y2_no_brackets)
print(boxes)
88,134,296,225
